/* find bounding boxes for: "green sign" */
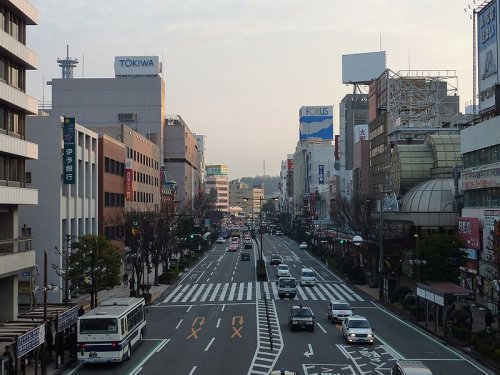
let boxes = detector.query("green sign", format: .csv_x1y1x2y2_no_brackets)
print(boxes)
63,117,76,184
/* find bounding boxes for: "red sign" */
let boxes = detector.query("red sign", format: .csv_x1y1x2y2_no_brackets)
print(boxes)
125,169,133,201
287,159,293,172
457,217,480,250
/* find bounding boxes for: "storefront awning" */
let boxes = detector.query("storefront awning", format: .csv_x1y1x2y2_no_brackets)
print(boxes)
416,281,475,306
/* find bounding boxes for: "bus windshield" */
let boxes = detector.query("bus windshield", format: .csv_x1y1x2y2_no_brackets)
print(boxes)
80,318,118,334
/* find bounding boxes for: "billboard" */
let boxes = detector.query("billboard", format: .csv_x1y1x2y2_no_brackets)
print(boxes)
299,106,333,140
478,1,499,113
114,56,160,77
342,51,386,84
353,124,369,144
457,217,480,251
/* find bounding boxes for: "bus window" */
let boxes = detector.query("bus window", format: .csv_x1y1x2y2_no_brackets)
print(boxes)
80,318,118,334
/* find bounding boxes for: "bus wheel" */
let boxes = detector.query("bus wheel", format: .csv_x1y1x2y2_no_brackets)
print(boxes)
127,343,132,360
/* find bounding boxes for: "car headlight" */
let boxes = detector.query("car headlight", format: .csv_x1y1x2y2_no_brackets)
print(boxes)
367,333,373,338
349,333,356,337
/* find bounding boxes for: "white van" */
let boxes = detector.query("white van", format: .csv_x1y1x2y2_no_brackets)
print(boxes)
300,268,316,286
278,277,297,299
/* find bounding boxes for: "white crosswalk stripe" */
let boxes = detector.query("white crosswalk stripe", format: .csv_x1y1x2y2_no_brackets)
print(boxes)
161,281,365,304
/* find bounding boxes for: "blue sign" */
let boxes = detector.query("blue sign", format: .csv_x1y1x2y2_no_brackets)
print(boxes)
319,165,325,184
299,106,334,140
17,324,45,358
57,306,78,332
63,117,76,184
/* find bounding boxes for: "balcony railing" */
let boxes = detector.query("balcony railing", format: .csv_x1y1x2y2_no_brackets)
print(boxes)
0,236,32,255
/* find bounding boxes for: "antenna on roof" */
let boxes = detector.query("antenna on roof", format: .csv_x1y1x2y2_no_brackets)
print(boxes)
57,45,79,79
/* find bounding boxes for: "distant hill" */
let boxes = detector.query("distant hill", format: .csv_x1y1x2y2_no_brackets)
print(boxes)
240,175,280,197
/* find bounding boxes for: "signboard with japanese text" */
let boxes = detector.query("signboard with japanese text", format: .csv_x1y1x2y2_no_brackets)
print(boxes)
319,165,324,184
17,324,45,358
457,217,481,250
353,124,369,144
125,159,133,201
462,167,500,190
57,306,78,332
63,117,76,184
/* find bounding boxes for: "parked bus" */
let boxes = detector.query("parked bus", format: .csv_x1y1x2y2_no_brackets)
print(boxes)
77,297,146,363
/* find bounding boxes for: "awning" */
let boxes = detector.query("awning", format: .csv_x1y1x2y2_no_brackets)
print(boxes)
416,282,475,306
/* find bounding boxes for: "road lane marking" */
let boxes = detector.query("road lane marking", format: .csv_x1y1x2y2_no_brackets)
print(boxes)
209,283,222,302
171,284,190,303
186,305,193,312
191,283,206,302
127,339,168,375
194,271,205,283
175,319,183,329
216,318,221,328
204,337,215,351
247,282,252,300
219,283,229,301
162,284,183,303
181,284,200,303
200,283,213,302
231,326,243,338
316,322,327,333
221,304,226,312
237,282,245,300
188,366,197,375
155,338,170,352
187,327,201,339
373,301,492,374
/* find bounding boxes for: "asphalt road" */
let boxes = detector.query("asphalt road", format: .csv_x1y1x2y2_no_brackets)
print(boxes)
66,234,495,375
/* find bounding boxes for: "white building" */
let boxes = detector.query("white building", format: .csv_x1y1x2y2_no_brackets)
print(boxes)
292,140,336,223
205,164,229,213
0,1,39,320
19,113,98,303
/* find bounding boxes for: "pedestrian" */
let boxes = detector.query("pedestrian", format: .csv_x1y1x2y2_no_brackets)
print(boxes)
122,271,129,287
129,276,136,296
77,306,85,316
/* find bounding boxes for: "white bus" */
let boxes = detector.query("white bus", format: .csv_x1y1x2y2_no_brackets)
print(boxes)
77,297,146,363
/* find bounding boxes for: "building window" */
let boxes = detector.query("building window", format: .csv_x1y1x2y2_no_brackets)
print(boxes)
25,172,31,184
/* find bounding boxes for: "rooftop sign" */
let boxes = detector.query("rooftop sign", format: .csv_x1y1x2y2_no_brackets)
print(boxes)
114,56,160,77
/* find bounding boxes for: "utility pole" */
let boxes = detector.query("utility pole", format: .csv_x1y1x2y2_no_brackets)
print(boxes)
379,199,384,302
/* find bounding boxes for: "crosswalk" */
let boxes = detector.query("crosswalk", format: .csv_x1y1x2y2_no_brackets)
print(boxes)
162,281,364,304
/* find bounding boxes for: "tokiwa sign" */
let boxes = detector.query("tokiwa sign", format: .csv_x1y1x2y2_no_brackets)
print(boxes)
462,167,500,190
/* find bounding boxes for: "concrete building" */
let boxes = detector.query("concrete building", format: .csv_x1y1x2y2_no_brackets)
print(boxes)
368,69,461,200
278,156,293,214
0,1,38,320
47,56,166,158
19,114,98,303
164,115,200,210
205,164,229,213
292,139,335,223
229,180,264,218
338,94,368,200
460,117,500,314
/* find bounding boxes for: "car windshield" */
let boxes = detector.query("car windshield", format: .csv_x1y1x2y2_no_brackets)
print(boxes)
278,265,288,270
279,279,296,287
333,303,350,310
348,319,370,329
291,308,311,318
302,271,314,277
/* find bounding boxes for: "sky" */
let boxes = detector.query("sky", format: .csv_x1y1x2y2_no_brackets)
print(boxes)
27,0,475,180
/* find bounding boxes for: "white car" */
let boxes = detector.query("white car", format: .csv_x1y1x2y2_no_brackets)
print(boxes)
216,237,226,244
299,242,307,249
327,300,353,323
341,315,374,344
277,264,290,278
300,268,316,286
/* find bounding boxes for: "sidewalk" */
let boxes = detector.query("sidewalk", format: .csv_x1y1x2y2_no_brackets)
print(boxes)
31,278,175,375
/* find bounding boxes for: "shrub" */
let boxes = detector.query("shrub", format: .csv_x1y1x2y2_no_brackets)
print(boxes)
390,286,412,304
451,325,471,341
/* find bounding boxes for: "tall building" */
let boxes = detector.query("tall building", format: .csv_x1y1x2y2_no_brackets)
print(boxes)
48,55,166,158
338,94,368,200
206,164,229,213
164,115,200,209
0,1,38,319
20,114,98,303
368,69,460,200
278,156,293,214
229,180,264,218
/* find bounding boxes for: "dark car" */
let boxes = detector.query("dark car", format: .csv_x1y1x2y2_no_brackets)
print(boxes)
288,305,315,331
270,254,283,265
276,231,283,236
241,252,250,261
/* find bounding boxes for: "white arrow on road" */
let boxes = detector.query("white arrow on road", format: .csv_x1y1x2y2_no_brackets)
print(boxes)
303,343,314,358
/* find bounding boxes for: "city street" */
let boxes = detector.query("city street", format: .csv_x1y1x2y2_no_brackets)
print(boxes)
64,235,495,375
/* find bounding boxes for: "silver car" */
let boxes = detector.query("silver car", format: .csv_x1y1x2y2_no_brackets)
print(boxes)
341,315,374,344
